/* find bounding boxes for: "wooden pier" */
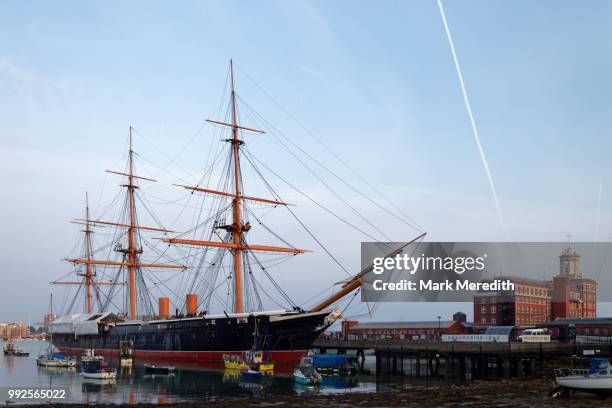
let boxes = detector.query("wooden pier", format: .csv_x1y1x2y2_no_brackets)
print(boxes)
312,339,612,379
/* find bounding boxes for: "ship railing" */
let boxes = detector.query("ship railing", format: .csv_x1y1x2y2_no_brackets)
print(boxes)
553,367,589,378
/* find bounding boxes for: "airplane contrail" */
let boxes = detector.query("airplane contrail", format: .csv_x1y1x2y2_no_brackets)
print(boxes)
437,0,510,241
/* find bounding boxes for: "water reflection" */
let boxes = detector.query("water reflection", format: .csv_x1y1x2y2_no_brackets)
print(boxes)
0,341,392,404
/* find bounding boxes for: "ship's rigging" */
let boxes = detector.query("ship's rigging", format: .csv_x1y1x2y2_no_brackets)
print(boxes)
54,61,426,321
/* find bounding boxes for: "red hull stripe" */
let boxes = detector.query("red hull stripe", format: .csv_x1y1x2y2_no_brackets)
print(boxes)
58,347,306,366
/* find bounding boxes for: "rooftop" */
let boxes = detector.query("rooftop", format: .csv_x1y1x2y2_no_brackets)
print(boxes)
544,317,612,326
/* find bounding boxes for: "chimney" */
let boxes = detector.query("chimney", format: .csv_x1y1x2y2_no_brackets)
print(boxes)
186,293,198,316
158,297,170,319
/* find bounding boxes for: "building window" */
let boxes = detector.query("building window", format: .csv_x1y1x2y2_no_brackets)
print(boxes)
491,306,496,313
491,318,497,325
481,306,487,313
481,317,487,324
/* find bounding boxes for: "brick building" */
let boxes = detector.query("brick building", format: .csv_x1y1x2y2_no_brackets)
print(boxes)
474,277,551,328
0,323,30,339
551,247,597,319
473,246,596,329
342,311,469,340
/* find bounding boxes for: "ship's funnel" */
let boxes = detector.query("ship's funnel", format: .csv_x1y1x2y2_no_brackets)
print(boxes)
186,293,198,316
158,297,170,319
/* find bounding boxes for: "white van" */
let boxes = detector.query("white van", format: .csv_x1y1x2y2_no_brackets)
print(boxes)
518,328,551,342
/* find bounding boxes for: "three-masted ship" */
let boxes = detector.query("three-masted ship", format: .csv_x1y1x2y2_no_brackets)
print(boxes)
48,62,401,365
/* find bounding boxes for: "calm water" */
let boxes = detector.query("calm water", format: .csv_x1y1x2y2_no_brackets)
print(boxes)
0,341,399,404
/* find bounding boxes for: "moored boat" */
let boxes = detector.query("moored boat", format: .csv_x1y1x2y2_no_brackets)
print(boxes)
81,349,116,380
293,356,321,385
119,340,133,366
37,353,76,367
144,364,175,374
223,348,274,372
312,353,354,374
14,347,30,357
3,341,15,355
37,320,76,367
554,358,612,394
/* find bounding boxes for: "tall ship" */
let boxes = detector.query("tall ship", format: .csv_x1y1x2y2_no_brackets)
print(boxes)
48,61,423,365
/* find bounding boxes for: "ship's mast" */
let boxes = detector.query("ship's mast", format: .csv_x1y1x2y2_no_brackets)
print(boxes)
229,61,244,314
127,126,138,319
83,192,94,313
52,193,119,313
65,128,184,320
164,61,308,314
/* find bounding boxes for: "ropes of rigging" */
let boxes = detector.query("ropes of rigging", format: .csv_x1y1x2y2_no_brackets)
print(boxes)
235,62,425,233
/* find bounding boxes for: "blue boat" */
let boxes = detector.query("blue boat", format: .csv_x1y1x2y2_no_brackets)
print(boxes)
313,354,348,367
313,353,353,374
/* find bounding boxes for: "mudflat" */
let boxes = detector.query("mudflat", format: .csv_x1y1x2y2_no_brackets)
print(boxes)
19,379,612,407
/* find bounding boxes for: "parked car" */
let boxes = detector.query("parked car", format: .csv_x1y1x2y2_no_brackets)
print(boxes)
518,328,550,342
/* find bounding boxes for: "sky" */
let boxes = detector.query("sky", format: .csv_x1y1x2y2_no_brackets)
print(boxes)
1,0,612,324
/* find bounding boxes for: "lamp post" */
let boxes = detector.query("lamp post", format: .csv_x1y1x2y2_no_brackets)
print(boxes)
437,316,441,340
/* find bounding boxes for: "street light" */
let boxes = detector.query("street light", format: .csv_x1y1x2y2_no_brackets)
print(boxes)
437,316,441,340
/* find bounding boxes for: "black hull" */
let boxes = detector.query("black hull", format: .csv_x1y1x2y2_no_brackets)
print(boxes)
52,311,329,364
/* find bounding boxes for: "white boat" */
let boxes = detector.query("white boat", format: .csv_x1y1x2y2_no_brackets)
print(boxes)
37,353,77,367
554,358,612,394
82,369,116,380
37,336,76,367
293,357,321,385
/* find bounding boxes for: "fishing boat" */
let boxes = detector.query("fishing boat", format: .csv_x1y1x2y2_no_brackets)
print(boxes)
3,341,15,355
554,358,612,394
4,341,29,357
119,340,133,366
223,352,274,372
81,349,116,380
293,356,321,385
223,331,274,372
46,61,424,365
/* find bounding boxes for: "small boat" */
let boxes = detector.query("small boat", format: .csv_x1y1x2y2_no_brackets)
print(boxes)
37,353,76,367
223,330,274,373
144,364,175,374
554,358,612,394
13,347,30,357
119,340,133,366
313,353,351,374
38,296,75,367
223,350,274,372
293,356,321,385
223,354,247,370
81,349,116,380
3,341,15,355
